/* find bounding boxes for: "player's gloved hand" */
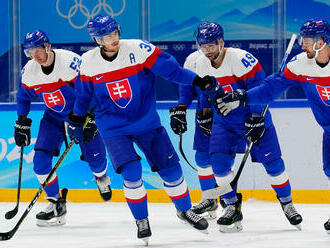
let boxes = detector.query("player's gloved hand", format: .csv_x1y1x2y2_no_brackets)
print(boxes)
245,114,265,144
14,116,32,146
68,113,86,144
215,89,247,116
83,113,99,142
193,75,225,108
193,75,223,93
196,109,213,136
169,105,187,135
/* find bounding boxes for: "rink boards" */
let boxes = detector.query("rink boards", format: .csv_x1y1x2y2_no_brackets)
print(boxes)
0,101,329,203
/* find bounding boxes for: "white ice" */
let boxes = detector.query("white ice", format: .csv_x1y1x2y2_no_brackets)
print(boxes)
0,200,329,248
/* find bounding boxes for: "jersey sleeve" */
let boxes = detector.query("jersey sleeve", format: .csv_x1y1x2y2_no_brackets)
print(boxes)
17,78,37,116
137,41,196,85
247,63,300,105
73,72,94,116
177,54,199,107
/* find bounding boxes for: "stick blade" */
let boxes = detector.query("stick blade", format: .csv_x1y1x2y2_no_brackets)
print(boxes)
5,208,18,220
0,231,14,241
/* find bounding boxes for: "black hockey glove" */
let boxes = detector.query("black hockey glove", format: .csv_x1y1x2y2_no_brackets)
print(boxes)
245,114,265,144
215,89,247,116
193,75,224,93
68,113,86,144
14,117,32,147
196,109,213,136
193,75,225,109
169,105,187,135
83,113,99,142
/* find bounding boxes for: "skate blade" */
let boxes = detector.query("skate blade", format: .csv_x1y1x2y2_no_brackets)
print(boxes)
219,221,243,233
327,230,330,234
293,223,302,231
141,237,149,246
37,216,66,227
178,219,209,235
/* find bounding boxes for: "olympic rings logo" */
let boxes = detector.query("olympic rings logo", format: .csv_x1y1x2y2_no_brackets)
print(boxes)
56,0,126,29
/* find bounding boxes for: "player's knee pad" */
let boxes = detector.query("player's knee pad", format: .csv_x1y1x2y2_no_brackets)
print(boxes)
120,160,142,182
158,163,183,183
263,158,285,176
210,152,234,176
33,150,53,175
195,151,210,168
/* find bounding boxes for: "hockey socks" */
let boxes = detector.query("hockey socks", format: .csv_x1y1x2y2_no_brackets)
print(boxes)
124,180,148,220
197,166,217,191
34,150,60,198
163,177,191,212
269,171,292,202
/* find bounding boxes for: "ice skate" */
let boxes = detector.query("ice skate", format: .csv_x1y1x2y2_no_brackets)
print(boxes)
217,193,243,233
324,218,330,234
219,196,227,209
280,201,303,230
36,188,68,227
177,209,209,234
96,175,112,201
192,199,218,219
136,218,152,246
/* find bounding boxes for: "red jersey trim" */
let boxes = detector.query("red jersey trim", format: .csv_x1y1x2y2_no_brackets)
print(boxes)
283,67,330,86
82,48,163,84
22,76,76,93
216,62,263,86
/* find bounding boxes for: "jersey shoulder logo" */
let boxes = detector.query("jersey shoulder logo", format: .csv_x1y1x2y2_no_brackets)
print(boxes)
106,79,132,108
316,85,330,106
42,89,66,112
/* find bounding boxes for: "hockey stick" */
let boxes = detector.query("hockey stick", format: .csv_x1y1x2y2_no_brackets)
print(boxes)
202,34,297,199
5,146,24,220
0,117,90,241
179,133,197,171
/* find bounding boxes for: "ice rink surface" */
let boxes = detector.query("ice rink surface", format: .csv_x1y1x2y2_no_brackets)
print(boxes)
0,200,329,248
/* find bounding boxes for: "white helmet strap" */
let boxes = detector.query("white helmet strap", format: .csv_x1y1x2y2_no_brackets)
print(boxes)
313,41,327,59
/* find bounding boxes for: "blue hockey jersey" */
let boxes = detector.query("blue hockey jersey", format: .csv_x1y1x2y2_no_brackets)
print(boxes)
73,39,196,138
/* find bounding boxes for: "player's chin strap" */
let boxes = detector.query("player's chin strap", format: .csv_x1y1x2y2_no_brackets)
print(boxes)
313,41,327,60
214,42,224,61
44,44,52,65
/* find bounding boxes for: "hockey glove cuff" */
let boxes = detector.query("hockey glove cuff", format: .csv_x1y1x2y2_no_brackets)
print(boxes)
196,109,213,136
245,114,265,144
169,105,187,135
83,113,99,142
68,112,86,144
14,117,32,147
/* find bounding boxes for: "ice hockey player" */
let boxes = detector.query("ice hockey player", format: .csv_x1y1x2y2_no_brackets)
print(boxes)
170,50,230,219
15,30,111,226
67,15,217,244
214,17,330,234
190,22,302,232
